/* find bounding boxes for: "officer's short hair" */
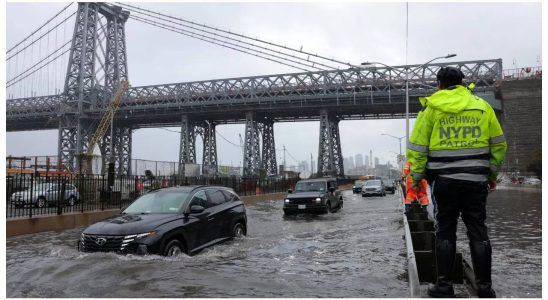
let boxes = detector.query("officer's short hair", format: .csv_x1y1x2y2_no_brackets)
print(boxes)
436,66,465,87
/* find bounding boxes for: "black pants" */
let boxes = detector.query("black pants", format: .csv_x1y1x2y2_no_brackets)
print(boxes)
431,177,489,242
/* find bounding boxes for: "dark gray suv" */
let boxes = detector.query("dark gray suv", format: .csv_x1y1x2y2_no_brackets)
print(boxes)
283,178,343,215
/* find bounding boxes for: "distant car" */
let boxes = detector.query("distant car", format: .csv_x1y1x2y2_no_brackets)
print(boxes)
524,177,541,185
78,186,247,256
352,180,366,194
384,180,396,194
283,178,343,215
361,180,386,197
10,183,80,208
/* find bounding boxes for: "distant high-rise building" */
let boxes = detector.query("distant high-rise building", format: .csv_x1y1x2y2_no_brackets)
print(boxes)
370,150,373,167
364,155,369,167
355,154,363,167
374,157,379,167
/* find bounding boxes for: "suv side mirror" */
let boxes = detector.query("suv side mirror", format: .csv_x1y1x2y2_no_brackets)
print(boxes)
287,189,293,194
190,205,205,214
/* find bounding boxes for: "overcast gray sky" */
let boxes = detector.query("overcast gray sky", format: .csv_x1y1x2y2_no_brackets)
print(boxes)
5,2,542,172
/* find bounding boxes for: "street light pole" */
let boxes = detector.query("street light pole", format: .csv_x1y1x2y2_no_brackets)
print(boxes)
382,133,406,171
361,53,457,154
404,54,456,150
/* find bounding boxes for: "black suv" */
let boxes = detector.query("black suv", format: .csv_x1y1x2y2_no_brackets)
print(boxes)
384,180,396,194
78,186,247,256
283,178,343,215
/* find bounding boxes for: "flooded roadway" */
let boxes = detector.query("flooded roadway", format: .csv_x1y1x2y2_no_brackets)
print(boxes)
7,190,409,297
457,185,542,298
7,186,542,297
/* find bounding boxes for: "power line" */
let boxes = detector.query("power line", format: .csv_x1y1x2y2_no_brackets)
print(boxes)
119,3,338,71
130,15,312,72
7,2,73,54
117,2,356,69
129,14,322,72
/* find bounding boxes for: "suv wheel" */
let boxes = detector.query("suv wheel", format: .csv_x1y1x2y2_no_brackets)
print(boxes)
37,197,46,208
324,201,331,214
68,196,76,206
163,239,185,257
232,222,245,238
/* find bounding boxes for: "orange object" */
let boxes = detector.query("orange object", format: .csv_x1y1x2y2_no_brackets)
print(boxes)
402,161,429,205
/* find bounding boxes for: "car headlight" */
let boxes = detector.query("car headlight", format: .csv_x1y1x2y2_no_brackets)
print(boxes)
315,197,322,203
284,199,290,203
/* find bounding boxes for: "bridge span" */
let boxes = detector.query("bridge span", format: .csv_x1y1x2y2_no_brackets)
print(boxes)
6,2,502,177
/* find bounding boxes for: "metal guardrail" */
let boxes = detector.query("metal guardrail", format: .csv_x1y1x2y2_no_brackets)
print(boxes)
404,213,422,298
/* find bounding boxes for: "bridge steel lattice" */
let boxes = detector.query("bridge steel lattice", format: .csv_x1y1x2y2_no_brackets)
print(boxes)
7,3,503,177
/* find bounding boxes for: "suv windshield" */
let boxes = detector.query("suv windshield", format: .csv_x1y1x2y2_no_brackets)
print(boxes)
295,181,326,192
123,190,189,214
365,180,381,186
354,180,365,186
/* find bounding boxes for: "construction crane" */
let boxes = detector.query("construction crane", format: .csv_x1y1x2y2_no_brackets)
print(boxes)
80,80,129,174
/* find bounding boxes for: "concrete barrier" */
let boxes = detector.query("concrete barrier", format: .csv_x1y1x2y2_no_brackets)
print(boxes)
7,192,288,237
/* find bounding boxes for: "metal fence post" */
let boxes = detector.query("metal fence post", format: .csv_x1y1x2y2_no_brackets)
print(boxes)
29,174,34,218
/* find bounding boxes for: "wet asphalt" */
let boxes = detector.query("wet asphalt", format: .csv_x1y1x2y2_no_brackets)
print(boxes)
7,190,409,297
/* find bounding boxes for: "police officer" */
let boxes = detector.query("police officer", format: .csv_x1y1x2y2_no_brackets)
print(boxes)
406,66,507,298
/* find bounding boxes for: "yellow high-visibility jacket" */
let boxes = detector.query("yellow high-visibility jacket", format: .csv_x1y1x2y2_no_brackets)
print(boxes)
406,84,507,183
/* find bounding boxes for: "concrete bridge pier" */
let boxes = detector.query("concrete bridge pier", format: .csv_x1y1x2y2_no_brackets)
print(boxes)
317,109,344,177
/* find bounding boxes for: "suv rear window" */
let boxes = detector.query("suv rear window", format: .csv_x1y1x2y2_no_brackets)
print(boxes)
295,181,326,192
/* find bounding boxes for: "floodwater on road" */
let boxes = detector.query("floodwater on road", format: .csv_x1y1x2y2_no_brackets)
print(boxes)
7,190,408,297
456,185,542,298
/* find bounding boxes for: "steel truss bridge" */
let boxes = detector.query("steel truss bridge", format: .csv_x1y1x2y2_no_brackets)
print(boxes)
6,3,503,177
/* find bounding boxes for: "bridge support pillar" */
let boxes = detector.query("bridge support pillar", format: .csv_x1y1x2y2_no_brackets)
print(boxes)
317,109,344,177
98,126,132,176
261,118,277,176
114,126,132,176
202,121,218,176
243,112,261,177
179,115,197,176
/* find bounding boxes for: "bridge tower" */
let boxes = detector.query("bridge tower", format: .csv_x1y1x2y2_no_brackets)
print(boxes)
317,109,344,177
60,3,130,174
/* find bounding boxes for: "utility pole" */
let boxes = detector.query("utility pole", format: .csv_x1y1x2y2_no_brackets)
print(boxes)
283,145,287,169
310,153,313,176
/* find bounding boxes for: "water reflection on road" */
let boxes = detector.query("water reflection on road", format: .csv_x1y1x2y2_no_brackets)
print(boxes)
7,190,408,298
457,185,541,298
7,186,541,298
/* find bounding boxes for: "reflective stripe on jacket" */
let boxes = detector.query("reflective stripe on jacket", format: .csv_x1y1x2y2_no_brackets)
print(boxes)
406,85,507,183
